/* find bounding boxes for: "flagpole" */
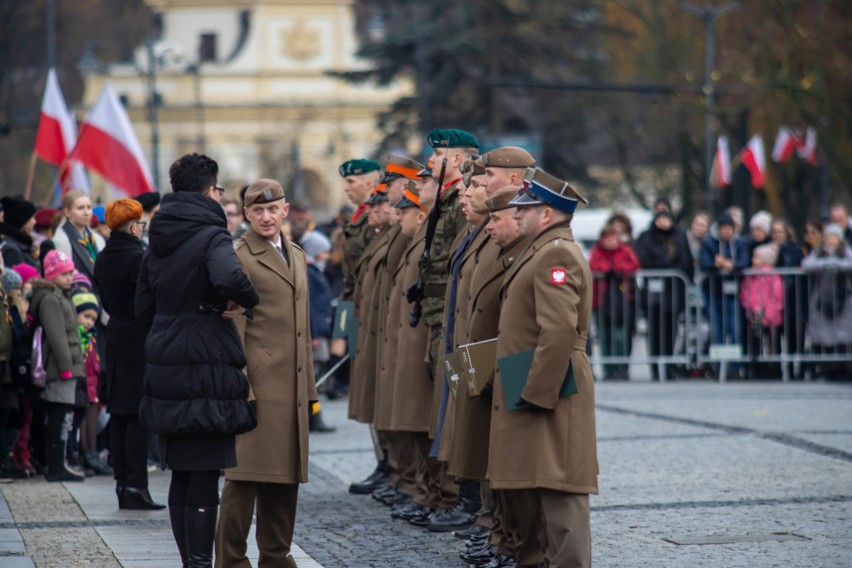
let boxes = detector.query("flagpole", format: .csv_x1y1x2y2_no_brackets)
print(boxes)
23,152,38,201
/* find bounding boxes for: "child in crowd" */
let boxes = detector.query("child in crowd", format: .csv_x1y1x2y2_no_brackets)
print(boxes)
740,244,784,378
72,291,111,475
29,250,86,482
10,263,41,475
0,268,28,478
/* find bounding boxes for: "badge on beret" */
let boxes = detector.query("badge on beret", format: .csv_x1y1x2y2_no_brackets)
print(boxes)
263,188,273,200
550,267,568,285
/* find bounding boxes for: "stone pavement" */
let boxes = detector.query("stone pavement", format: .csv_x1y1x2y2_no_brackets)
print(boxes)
0,380,850,567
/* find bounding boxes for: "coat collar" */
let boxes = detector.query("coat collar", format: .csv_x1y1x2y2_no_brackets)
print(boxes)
471,236,528,308
243,227,294,286
501,223,575,294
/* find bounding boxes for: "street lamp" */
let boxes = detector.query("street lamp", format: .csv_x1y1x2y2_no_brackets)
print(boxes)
680,1,739,218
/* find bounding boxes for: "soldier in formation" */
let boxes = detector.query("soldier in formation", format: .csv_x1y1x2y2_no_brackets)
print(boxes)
339,132,599,567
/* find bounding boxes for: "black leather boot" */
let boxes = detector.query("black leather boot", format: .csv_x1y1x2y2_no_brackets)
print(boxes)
348,462,390,494
124,487,166,510
44,409,84,483
116,483,126,509
185,506,217,568
169,505,189,568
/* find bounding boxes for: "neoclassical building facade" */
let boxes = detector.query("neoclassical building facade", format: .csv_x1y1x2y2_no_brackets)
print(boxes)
82,0,409,214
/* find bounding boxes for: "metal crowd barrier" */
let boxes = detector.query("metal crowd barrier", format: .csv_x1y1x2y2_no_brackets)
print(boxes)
589,267,852,382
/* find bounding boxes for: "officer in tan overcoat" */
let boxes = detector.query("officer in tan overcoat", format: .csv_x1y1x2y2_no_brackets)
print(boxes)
490,168,598,568
215,179,318,568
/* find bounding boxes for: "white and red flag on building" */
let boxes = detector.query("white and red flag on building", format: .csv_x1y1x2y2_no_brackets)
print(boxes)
797,127,818,166
741,134,766,189
70,81,155,197
771,127,801,163
711,135,732,188
33,68,90,193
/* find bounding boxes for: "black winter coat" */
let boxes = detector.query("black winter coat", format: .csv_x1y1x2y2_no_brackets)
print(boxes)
136,192,260,440
94,231,150,415
634,226,694,313
0,224,39,269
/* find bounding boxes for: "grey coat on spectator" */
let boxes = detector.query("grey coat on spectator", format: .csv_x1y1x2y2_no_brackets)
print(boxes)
802,245,852,346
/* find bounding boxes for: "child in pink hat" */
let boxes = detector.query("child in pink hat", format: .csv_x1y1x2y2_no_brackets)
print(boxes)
28,249,86,482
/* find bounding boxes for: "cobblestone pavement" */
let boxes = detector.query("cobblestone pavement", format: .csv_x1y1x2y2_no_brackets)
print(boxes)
1,380,850,567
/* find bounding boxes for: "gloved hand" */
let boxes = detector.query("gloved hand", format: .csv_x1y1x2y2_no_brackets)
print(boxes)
515,397,546,412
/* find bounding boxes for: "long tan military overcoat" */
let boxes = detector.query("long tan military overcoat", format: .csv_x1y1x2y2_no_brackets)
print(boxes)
388,225,432,432
350,227,390,423
489,224,599,494
436,224,491,461
374,225,410,430
227,228,318,484
447,235,524,481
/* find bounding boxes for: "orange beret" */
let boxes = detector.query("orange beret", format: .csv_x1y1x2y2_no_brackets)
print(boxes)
105,198,143,230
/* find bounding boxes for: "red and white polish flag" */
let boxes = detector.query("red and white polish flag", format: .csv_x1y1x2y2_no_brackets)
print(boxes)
797,127,817,166
771,127,801,163
712,135,732,187
70,81,155,197
33,69,90,193
741,134,766,189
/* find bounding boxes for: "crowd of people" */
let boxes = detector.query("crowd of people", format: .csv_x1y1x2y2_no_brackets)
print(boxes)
0,132,848,568
588,200,852,380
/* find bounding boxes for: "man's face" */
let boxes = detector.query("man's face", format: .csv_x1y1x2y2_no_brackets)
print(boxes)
343,174,374,206
418,177,438,211
482,168,521,196
513,205,545,238
399,207,425,238
223,203,242,235
486,209,520,248
830,207,848,228
381,201,399,226
386,177,407,205
718,224,734,242
246,200,289,240
463,179,488,223
290,208,312,229
367,203,381,226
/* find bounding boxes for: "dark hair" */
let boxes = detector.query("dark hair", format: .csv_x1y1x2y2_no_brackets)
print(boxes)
239,184,250,206
169,153,218,193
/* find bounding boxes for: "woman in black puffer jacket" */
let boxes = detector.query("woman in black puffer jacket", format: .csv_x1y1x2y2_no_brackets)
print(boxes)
136,154,259,568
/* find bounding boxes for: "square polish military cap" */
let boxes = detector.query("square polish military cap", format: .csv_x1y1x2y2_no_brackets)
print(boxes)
509,167,588,214
481,146,536,168
381,155,426,183
338,159,381,178
426,128,480,149
244,179,285,207
395,179,427,211
364,183,389,205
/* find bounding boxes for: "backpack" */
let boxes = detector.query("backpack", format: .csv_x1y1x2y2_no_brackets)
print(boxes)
31,327,47,388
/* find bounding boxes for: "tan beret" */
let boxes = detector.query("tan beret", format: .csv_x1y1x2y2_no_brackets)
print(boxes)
244,179,285,207
481,147,536,169
486,185,521,212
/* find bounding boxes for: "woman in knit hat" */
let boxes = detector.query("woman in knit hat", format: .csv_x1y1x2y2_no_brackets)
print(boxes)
93,197,164,509
28,250,86,482
0,196,39,270
802,224,852,380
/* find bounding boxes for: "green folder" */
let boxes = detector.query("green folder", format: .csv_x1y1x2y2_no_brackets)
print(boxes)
497,349,577,411
332,301,354,338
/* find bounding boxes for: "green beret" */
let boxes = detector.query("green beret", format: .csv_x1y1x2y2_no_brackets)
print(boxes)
426,129,480,149
338,159,381,178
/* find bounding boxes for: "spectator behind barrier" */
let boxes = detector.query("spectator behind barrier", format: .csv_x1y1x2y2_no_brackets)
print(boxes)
635,210,695,381
801,224,852,380
589,223,639,380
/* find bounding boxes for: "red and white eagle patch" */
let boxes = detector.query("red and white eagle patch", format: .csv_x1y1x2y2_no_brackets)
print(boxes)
550,267,568,285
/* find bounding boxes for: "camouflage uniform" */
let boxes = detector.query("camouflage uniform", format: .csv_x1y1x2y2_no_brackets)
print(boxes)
421,182,468,368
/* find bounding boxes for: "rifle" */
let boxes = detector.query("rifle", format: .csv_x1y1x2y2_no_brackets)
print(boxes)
407,140,450,327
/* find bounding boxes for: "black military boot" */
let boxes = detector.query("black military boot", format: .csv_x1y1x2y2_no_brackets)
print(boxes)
348,462,390,494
